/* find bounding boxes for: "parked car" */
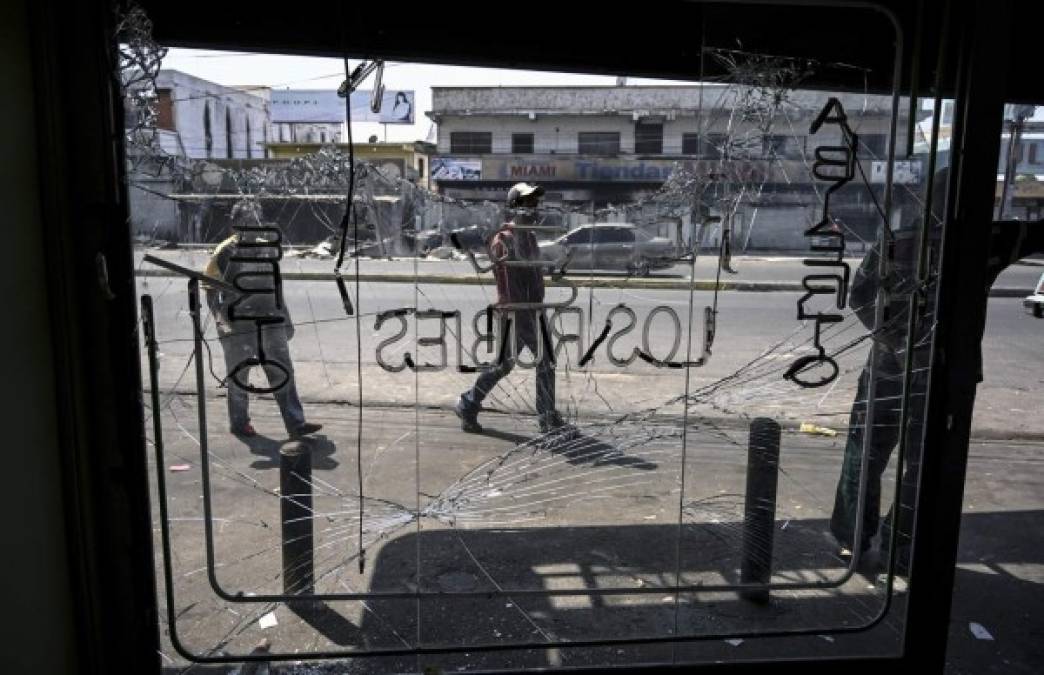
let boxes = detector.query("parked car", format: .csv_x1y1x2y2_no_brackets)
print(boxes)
447,224,492,252
539,223,679,276
1024,271,1044,318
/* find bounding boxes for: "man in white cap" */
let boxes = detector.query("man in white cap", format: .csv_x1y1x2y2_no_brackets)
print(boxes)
455,182,567,434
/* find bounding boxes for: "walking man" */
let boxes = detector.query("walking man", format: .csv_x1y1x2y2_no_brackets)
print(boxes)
455,183,568,435
204,204,322,439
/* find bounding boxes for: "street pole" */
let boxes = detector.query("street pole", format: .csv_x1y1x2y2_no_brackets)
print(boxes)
739,417,781,604
280,440,315,605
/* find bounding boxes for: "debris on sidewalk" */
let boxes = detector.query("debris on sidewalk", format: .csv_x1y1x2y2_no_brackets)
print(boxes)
168,463,191,472
725,638,744,647
258,612,278,629
286,238,338,259
799,422,838,437
969,622,995,641
306,240,334,258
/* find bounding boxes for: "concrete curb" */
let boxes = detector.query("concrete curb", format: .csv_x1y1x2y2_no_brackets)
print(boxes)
135,268,1034,296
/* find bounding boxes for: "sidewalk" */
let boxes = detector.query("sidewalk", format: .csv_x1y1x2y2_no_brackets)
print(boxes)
149,398,1044,672
150,398,898,669
145,354,1044,441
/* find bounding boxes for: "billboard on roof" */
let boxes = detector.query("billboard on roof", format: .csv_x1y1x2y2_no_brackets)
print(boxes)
271,89,415,124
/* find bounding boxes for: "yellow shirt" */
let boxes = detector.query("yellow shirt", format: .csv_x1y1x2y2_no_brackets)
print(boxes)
203,234,239,286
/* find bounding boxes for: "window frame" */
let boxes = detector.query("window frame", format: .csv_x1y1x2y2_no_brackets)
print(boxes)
450,131,493,155
512,132,535,154
634,121,663,155
578,131,621,156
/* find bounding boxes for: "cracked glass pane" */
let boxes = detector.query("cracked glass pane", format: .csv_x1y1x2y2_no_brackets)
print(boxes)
122,2,944,670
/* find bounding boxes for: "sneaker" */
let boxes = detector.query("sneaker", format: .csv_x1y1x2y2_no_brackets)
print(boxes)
290,422,323,438
837,544,879,571
231,423,257,437
454,399,483,433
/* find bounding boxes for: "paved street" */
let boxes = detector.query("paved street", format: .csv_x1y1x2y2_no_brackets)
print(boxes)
137,251,1044,438
133,248,1044,292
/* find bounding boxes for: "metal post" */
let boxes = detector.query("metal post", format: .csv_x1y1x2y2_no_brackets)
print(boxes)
740,417,781,604
280,440,314,600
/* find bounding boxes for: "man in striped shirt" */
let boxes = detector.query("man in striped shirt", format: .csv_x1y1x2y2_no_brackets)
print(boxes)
455,183,566,435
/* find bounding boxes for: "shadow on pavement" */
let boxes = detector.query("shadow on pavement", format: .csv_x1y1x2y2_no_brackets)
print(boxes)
290,600,361,646
352,518,893,672
549,431,659,470
478,428,532,446
155,501,1041,672
946,509,1044,674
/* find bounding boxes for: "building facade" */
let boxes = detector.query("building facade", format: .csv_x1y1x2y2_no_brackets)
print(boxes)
428,85,919,250
127,70,273,239
153,69,271,160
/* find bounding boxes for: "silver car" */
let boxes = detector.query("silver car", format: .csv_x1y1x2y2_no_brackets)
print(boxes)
539,223,678,276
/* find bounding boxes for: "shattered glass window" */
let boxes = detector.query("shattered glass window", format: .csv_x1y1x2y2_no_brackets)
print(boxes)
762,133,804,159
682,132,730,158
122,2,945,671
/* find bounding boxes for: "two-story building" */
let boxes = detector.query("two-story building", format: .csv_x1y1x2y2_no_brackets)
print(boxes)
151,69,272,160
428,85,918,250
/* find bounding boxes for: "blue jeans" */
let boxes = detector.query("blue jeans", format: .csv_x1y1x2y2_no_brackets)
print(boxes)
460,311,556,422
219,324,306,434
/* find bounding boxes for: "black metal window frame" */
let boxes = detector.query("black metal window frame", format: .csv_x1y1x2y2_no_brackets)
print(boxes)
30,0,1027,672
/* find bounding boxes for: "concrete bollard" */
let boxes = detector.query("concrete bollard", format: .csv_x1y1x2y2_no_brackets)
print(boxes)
740,417,781,604
280,440,314,601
